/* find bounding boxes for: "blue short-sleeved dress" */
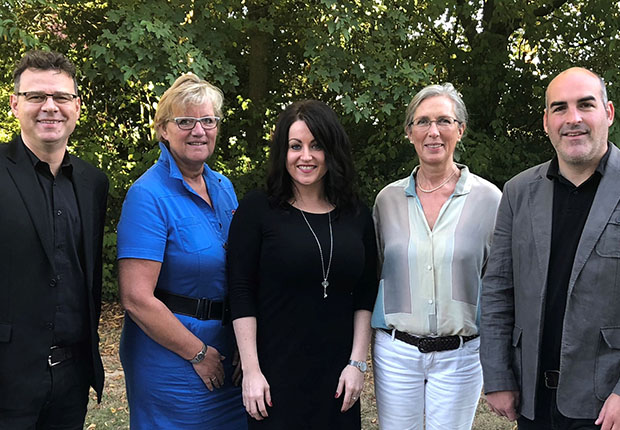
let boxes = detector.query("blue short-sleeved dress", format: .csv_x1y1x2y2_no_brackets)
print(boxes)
117,142,247,430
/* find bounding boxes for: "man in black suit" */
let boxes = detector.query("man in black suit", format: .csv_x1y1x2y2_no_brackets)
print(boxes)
0,50,108,429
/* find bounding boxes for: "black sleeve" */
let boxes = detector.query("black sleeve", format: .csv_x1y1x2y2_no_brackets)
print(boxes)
353,204,379,311
227,190,266,320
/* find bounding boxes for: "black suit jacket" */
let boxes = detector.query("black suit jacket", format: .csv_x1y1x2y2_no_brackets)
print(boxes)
0,136,108,409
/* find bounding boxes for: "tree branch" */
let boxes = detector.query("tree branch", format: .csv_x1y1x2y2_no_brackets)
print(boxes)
455,0,478,46
533,0,570,17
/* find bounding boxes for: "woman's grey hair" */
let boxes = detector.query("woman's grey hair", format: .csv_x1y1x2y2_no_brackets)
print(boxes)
403,83,468,133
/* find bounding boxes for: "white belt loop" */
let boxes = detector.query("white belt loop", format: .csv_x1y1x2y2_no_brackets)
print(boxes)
391,328,396,341
458,335,464,349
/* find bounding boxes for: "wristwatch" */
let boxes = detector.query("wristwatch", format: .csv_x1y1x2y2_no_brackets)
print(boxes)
189,343,207,364
348,359,367,373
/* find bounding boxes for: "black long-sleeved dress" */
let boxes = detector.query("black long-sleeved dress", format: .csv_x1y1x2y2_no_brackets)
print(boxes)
228,190,378,430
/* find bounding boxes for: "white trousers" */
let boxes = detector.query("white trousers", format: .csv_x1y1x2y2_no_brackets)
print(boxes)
373,329,483,430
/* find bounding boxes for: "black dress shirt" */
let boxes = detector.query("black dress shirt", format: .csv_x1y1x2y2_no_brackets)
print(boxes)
24,144,88,346
541,146,610,374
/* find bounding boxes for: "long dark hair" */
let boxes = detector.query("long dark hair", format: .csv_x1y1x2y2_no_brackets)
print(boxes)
267,100,358,212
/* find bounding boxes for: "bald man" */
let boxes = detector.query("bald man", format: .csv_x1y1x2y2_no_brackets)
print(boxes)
480,67,620,430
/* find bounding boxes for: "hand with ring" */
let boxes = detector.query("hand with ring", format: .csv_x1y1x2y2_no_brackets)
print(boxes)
335,363,364,412
192,345,226,391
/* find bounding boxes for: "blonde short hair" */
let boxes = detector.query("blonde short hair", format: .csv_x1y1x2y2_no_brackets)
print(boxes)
153,73,224,141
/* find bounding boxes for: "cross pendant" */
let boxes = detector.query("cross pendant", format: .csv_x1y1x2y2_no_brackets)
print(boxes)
322,279,329,298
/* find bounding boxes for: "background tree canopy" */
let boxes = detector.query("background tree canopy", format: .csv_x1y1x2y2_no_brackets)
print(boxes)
1,0,619,299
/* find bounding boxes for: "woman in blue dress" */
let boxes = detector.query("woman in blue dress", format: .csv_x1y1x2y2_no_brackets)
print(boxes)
117,73,247,429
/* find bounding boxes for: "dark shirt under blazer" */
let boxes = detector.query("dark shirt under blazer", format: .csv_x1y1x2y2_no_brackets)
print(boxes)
541,152,606,375
480,143,620,420
0,136,108,409
25,145,90,345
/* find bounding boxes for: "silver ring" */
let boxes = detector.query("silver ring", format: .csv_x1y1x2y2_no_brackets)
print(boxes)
353,396,357,400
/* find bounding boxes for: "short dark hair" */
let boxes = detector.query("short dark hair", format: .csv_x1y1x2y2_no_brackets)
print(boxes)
267,100,358,213
13,50,78,93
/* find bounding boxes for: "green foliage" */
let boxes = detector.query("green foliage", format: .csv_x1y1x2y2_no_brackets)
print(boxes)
1,0,619,299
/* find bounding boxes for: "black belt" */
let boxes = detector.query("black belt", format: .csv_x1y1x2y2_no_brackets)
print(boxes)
155,288,227,321
543,370,560,389
48,344,82,367
381,328,479,353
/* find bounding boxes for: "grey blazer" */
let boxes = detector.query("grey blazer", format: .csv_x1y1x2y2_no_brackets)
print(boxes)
480,143,620,420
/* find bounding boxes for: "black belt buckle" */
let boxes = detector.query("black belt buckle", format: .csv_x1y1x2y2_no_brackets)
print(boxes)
48,346,60,367
48,345,65,367
195,297,209,321
195,297,222,320
205,298,216,320
417,337,433,353
544,370,560,389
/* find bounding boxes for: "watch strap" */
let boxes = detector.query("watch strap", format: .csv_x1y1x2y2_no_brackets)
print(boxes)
348,359,367,373
189,343,207,364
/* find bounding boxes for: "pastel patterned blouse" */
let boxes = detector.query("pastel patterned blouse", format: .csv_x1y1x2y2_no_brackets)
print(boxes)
371,164,501,337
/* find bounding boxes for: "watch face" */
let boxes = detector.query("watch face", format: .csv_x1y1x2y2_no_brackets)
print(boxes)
358,361,368,372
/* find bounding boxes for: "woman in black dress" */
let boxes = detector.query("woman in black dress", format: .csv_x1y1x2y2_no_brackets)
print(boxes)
228,100,378,429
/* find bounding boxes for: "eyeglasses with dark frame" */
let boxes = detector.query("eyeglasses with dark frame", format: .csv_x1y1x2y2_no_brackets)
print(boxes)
172,116,221,131
16,91,78,104
408,117,462,131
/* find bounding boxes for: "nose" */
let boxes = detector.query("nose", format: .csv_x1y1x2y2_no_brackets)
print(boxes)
427,121,440,136
300,145,312,160
190,122,207,136
565,106,583,124
41,95,59,111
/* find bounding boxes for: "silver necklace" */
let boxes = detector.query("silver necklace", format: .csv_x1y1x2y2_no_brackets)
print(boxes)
416,167,458,193
299,210,333,299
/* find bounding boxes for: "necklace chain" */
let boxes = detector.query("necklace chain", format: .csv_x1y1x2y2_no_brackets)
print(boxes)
416,166,458,193
299,210,333,299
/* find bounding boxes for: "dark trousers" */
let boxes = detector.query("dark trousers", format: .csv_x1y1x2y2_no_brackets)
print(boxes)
0,352,91,430
518,385,601,430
